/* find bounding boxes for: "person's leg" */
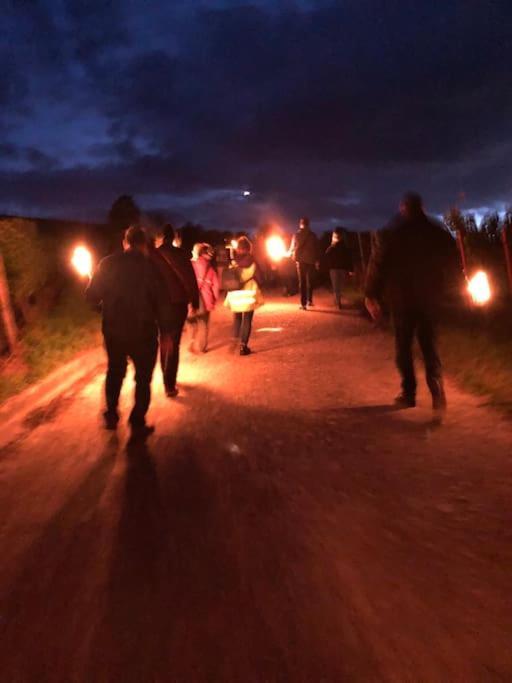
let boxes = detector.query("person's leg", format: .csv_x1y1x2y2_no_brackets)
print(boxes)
240,311,254,346
233,312,242,339
393,310,417,404
297,263,307,308
104,335,127,425
417,309,446,409
168,305,188,392
199,312,210,352
330,269,342,307
188,316,198,352
306,263,315,305
128,337,158,428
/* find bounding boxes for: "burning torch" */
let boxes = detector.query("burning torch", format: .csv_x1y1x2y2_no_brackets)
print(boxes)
265,235,287,263
71,245,93,280
467,270,491,306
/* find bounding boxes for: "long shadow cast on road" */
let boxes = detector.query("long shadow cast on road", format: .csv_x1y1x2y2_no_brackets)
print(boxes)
83,384,430,681
0,437,119,681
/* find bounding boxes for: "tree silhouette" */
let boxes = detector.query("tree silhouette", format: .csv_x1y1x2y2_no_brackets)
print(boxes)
108,195,140,232
107,195,141,251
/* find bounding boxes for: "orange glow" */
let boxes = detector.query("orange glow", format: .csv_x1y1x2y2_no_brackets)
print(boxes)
71,245,93,278
230,239,238,250
266,235,287,262
467,270,491,305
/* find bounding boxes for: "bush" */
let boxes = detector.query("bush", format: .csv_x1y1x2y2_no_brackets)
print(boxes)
0,218,52,313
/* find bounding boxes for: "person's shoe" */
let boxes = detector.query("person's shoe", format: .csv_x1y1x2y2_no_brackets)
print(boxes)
166,386,179,398
129,424,155,442
103,411,119,430
307,301,315,307
240,344,252,356
394,393,416,409
299,305,307,311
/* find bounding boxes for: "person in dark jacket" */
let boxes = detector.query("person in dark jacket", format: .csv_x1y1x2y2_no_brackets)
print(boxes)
86,226,164,439
365,192,459,412
152,223,200,398
325,228,354,308
290,217,319,310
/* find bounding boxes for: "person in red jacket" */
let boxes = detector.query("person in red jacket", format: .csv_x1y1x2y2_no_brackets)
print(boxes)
189,243,220,353
151,224,199,398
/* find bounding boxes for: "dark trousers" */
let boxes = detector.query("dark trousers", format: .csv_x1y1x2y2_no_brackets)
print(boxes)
393,307,443,399
104,334,158,426
233,311,254,346
297,262,315,306
329,269,345,306
160,303,188,392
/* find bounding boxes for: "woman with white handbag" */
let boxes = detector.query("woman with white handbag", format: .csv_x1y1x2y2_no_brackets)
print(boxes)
224,236,264,355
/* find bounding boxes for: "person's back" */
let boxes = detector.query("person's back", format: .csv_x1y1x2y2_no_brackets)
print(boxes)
87,249,161,341
366,211,456,310
294,227,318,265
155,242,199,308
325,240,353,272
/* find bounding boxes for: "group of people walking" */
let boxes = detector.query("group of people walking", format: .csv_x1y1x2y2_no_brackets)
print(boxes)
287,217,353,310
86,192,458,440
86,225,263,440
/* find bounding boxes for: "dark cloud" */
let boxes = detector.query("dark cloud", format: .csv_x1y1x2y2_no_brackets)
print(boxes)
1,0,512,229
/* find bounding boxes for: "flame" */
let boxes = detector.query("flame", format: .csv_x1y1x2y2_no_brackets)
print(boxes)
230,239,238,250
467,270,491,305
266,235,287,262
71,245,93,278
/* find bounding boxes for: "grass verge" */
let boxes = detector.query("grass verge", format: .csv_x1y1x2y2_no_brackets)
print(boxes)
440,322,512,413
0,288,101,404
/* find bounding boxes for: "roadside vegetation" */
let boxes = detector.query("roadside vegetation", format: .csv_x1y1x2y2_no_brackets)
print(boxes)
0,288,100,403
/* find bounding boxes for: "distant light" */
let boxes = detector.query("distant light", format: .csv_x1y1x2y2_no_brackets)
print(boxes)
467,270,491,305
243,190,251,197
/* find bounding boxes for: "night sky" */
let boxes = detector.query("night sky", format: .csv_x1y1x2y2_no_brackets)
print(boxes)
2,0,511,231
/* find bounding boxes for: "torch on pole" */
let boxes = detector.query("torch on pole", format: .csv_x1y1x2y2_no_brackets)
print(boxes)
0,251,17,353
456,227,468,276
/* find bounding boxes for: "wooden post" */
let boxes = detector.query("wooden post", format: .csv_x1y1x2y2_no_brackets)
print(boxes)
0,252,17,352
502,223,512,300
456,227,468,276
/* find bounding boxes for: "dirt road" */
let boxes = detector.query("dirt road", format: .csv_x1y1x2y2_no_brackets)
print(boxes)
1,293,511,682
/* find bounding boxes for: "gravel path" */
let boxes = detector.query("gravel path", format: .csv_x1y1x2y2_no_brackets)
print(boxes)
1,293,511,682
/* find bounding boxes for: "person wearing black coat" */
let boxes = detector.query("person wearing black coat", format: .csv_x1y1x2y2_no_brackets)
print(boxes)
86,227,165,439
325,228,353,308
290,217,319,310
151,224,200,398
365,192,459,412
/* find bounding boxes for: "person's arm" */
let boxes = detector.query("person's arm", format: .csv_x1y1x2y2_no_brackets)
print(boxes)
364,230,390,321
365,230,389,300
